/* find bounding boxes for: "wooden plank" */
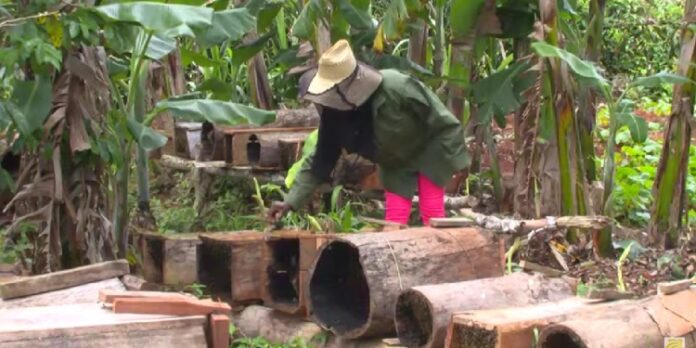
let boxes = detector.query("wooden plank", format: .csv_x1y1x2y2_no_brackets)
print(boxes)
657,279,693,295
112,297,231,316
0,260,130,300
99,289,193,304
209,314,230,348
163,237,201,285
229,130,314,167
1,278,125,310
429,217,476,228
0,303,206,348
219,126,315,136
660,289,696,325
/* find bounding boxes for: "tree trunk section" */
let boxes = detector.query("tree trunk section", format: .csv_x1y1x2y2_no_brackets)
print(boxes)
308,227,504,339
395,273,573,348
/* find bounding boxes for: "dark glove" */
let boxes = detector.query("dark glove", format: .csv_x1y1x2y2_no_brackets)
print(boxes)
267,201,291,222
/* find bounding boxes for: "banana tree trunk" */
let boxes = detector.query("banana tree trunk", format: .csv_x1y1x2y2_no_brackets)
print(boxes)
408,19,428,67
538,0,591,243
577,0,605,183
649,0,696,249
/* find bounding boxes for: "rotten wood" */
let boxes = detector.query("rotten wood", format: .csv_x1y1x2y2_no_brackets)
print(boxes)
134,231,201,286
0,260,130,300
309,227,504,339
0,303,207,348
395,272,573,348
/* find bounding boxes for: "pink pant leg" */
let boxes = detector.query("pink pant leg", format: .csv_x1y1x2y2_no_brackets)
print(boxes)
418,174,445,225
385,191,412,225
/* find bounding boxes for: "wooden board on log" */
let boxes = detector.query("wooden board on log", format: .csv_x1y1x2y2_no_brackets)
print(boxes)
0,260,130,300
395,273,574,348
0,303,207,348
445,297,627,348
112,297,231,316
309,227,504,339
1,278,125,309
657,279,693,295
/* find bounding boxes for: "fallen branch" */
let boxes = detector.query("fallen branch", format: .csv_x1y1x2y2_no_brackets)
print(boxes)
431,209,611,235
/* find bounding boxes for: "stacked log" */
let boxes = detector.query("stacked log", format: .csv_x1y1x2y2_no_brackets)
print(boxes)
308,227,504,339
395,272,574,348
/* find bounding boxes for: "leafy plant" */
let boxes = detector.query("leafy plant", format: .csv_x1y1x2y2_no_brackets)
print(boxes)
616,241,634,292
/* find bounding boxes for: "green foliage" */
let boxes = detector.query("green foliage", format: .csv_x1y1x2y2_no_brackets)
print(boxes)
600,0,682,80
285,129,318,188
229,324,327,347
153,99,276,127
0,224,33,265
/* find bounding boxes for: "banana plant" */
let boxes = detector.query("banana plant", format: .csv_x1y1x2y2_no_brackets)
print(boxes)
649,0,696,249
97,2,276,256
532,41,690,254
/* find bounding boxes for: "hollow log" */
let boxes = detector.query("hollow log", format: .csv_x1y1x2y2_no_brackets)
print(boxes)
540,289,696,348
395,272,574,348
308,227,504,339
234,305,323,344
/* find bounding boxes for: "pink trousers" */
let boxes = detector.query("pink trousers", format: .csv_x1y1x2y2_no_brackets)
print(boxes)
385,174,445,226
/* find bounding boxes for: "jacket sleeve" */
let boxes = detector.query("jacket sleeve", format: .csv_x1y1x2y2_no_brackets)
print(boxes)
284,150,321,210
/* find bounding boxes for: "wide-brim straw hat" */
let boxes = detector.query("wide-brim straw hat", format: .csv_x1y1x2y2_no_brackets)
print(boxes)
303,40,382,111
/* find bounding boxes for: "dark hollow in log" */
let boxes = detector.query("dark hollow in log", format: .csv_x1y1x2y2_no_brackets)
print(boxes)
310,241,371,334
395,273,573,348
266,239,301,309
140,235,164,283
198,240,232,296
309,227,503,339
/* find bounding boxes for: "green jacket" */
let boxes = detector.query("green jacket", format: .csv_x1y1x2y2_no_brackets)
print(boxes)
285,69,469,209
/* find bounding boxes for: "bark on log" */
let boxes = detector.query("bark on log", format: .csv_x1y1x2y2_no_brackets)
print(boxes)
235,305,323,343
539,298,696,348
395,272,573,348
308,227,504,339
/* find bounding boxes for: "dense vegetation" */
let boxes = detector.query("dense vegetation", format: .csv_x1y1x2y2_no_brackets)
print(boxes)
0,0,695,319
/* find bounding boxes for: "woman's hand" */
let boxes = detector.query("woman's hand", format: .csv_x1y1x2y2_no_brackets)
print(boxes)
267,201,291,222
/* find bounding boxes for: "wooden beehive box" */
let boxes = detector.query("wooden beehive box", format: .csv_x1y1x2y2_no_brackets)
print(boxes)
219,127,315,168
134,232,201,286
262,232,334,317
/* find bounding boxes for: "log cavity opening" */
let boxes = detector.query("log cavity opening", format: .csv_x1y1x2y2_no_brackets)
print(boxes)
144,237,164,283
310,241,369,335
199,241,231,294
541,332,584,348
266,239,300,306
451,326,497,348
395,290,433,347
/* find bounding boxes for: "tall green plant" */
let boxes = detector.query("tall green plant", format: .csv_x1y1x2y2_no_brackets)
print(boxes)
650,0,696,249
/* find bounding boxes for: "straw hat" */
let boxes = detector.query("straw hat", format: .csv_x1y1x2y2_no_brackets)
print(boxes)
303,40,382,111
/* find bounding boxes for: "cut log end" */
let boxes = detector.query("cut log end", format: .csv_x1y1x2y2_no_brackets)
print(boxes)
394,290,433,347
309,240,370,337
450,324,498,348
539,325,586,348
